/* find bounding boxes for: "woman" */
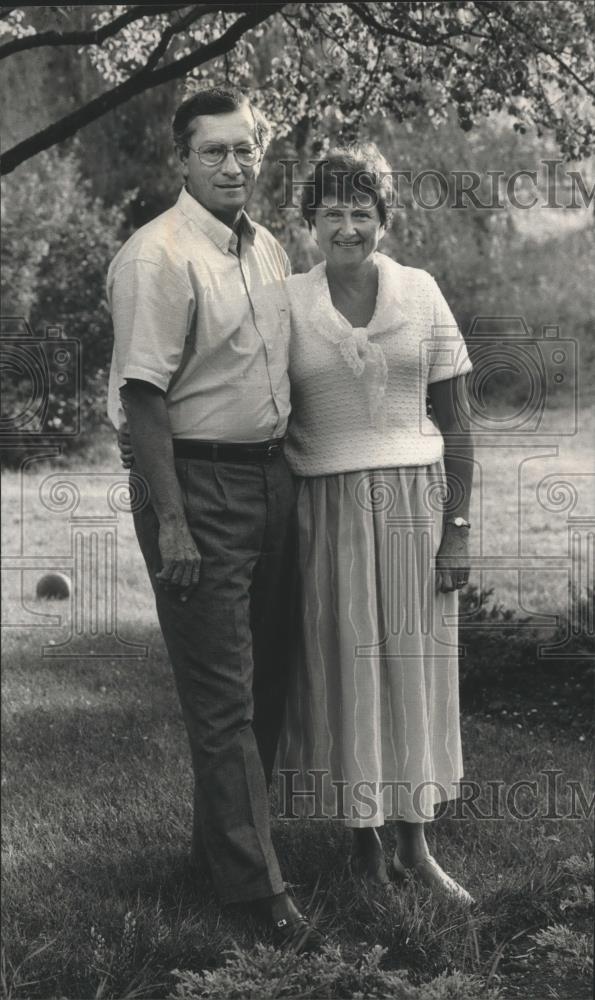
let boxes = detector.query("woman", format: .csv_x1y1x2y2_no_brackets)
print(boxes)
277,143,475,905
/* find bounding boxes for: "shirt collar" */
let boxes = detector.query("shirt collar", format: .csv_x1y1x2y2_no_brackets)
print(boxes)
314,252,406,337
176,186,256,253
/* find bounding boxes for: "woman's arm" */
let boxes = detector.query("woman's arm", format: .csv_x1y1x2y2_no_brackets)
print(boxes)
428,374,474,593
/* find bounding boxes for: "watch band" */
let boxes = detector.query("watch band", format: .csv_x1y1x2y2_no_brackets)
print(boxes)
445,517,471,529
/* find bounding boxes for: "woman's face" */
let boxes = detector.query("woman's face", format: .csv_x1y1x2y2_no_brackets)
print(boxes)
313,195,384,268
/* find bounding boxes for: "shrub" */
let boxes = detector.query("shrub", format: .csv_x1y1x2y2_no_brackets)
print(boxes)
458,585,595,731
1,149,131,463
530,925,593,977
169,943,503,1000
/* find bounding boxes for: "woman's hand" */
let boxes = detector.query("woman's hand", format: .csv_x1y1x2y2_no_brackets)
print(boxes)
435,524,470,593
117,421,133,469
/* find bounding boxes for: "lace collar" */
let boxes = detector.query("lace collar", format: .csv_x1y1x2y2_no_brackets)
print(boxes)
307,252,405,428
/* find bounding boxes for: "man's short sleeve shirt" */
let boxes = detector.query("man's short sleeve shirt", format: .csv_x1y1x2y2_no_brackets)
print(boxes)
107,187,291,442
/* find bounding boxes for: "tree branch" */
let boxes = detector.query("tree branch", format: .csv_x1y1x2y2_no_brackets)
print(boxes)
476,1,595,100
0,5,287,175
471,3,520,93
346,2,490,47
142,4,219,73
345,2,431,47
0,5,193,62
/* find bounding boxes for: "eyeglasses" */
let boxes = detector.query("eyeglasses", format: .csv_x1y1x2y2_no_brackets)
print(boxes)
187,142,262,167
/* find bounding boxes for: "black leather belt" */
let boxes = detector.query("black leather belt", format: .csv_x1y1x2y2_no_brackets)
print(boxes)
173,438,285,463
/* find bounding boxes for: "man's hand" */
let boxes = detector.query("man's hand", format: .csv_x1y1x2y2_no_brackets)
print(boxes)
435,524,470,593
156,520,202,600
118,421,133,469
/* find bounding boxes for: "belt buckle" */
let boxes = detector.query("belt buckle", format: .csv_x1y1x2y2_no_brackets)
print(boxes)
265,442,279,461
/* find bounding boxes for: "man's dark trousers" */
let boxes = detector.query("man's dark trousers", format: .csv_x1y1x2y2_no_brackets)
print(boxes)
132,450,296,903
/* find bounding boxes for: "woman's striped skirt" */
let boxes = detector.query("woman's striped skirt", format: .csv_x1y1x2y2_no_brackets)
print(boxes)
277,462,464,826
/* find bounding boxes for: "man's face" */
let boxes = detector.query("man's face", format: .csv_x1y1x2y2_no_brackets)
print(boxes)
180,104,262,223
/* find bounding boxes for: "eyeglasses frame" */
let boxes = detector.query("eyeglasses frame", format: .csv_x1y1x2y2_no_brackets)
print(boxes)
186,141,263,167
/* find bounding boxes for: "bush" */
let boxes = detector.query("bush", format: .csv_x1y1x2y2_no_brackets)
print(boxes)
458,585,595,734
530,925,593,977
1,149,131,463
170,943,503,1000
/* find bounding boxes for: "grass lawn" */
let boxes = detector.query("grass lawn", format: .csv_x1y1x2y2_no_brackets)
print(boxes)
2,627,592,1000
2,412,593,999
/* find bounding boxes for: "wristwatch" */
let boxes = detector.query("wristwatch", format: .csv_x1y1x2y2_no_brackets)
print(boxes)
445,517,471,528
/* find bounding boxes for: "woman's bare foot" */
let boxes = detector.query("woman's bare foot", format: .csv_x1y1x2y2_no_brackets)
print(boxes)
350,828,391,886
392,851,475,908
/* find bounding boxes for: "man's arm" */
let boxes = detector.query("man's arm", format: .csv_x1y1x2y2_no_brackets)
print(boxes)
121,379,201,595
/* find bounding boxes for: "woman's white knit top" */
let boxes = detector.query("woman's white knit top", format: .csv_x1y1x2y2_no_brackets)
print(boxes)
282,252,472,477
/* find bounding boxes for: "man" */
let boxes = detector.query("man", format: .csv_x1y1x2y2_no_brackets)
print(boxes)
107,84,319,950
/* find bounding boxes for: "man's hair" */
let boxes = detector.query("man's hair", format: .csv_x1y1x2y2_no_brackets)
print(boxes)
301,142,395,229
172,83,272,156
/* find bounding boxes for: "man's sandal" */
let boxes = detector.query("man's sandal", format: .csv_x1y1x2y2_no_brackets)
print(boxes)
271,912,326,953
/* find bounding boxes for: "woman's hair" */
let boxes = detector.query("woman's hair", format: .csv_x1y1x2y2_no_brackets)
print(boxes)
301,142,394,229
172,83,272,156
